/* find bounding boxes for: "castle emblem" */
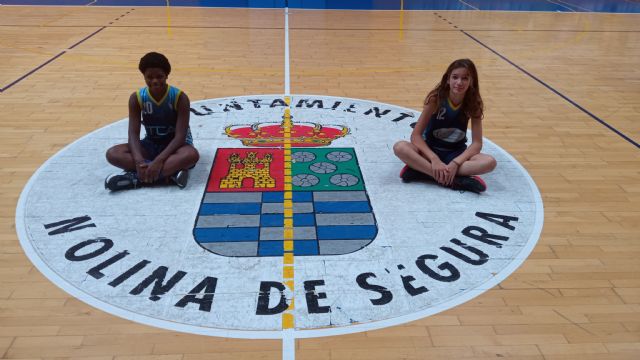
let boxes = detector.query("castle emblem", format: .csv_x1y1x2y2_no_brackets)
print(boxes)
220,152,276,189
193,112,378,257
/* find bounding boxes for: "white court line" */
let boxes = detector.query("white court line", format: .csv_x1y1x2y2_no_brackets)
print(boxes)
282,329,295,360
15,95,544,343
281,9,295,360
458,0,479,10
555,0,592,12
546,0,576,12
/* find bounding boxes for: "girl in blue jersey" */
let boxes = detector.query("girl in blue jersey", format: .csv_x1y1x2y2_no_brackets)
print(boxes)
105,52,199,191
393,59,496,193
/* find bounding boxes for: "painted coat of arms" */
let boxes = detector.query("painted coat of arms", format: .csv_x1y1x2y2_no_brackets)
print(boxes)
193,111,378,257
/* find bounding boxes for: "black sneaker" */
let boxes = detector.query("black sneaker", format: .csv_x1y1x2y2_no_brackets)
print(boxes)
105,171,140,191
171,169,189,189
400,165,434,183
451,176,486,193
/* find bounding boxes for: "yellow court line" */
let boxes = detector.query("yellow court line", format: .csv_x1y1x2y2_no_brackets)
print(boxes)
166,0,172,36
399,0,404,41
282,312,294,329
281,97,295,330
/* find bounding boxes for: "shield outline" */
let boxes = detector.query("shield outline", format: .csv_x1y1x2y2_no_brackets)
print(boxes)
192,146,378,257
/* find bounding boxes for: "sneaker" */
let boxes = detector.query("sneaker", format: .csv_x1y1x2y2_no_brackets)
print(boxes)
451,175,486,193
400,165,434,183
105,171,140,191
171,169,189,189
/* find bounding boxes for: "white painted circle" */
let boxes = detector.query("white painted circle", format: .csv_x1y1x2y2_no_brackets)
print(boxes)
16,95,543,339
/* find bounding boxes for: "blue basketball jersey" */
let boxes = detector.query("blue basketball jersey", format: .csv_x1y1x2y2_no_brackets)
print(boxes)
136,85,193,145
423,97,469,151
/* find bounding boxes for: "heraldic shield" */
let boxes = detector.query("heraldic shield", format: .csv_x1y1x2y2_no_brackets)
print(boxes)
193,118,378,257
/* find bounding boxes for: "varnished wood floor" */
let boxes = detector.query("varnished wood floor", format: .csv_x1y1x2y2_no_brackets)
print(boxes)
1,5,639,359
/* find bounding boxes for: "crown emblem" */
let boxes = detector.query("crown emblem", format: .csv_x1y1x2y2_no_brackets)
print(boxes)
225,119,349,147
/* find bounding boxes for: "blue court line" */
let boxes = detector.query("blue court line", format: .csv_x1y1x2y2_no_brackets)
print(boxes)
1,28,104,92
68,26,106,49
1,52,66,93
459,30,639,149
1,13,119,92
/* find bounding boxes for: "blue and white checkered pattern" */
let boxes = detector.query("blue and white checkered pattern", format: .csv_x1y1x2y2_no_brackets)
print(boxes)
193,190,377,257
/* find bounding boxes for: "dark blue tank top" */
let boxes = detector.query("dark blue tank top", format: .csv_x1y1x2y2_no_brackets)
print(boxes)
423,97,469,151
136,86,193,145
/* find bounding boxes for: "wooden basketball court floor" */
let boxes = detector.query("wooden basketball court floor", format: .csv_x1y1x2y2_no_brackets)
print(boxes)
1,2,639,359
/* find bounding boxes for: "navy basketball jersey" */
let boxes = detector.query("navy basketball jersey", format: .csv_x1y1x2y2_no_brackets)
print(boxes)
423,97,469,150
136,85,193,145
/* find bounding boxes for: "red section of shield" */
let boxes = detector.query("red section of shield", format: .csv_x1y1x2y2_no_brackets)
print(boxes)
206,148,284,192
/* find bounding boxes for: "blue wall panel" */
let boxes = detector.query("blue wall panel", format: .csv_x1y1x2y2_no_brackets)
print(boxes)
404,0,474,11
288,0,400,10
2,0,639,12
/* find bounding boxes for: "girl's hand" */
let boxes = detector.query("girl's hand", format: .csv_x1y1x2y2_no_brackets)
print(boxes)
431,160,449,185
145,159,164,183
444,161,460,186
135,161,148,182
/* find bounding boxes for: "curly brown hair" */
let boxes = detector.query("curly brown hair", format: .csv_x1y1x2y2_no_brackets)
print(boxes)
425,58,484,119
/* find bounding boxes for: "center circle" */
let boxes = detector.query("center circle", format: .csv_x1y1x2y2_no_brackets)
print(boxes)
16,95,543,339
